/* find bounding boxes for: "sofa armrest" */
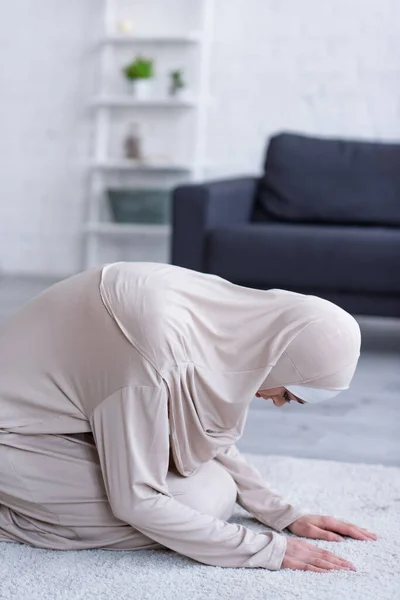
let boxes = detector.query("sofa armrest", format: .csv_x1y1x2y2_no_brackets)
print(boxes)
171,177,259,271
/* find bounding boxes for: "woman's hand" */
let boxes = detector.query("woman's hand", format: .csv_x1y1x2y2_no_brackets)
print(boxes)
288,514,377,542
281,538,357,572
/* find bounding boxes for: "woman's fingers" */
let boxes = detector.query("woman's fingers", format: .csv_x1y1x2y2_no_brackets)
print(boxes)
311,558,353,571
308,524,343,542
312,549,356,571
282,538,357,572
321,518,377,541
356,527,377,540
301,540,356,570
289,561,330,573
346,529,375,541
340,527,376,541
285,558,352,573
332,523,372,541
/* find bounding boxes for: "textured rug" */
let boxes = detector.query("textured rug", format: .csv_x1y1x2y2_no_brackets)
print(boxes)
1,454,399,600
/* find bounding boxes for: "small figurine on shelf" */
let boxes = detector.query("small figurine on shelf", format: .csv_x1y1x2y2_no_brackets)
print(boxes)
124,122,142,161
169,69,187,100
123,56,154,100
117,19,134,35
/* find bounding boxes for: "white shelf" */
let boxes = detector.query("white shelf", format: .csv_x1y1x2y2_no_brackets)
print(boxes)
101,33,200,45
89,96,197,109
85,222,171,236
84,0,214,269
91,159,192,174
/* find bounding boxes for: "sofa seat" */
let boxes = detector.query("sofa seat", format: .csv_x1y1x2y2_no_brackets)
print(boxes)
207,223,400,294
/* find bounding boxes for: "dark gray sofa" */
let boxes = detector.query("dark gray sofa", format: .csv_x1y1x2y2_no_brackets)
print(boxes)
171,132,400,318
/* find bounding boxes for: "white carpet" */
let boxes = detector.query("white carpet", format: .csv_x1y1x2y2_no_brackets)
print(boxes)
1,454,399,600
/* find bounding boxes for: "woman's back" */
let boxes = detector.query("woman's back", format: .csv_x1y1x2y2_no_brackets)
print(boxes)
0,266,158,434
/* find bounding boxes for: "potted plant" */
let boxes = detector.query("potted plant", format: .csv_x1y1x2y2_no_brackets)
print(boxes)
123,56,154,100
169,69,187,99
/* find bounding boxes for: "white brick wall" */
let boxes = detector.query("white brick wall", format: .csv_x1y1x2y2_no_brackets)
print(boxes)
0,0,399,276
208,0,400,177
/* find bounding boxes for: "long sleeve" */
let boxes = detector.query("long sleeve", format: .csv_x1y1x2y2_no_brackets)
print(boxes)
90,385,287,570
215,445,309,531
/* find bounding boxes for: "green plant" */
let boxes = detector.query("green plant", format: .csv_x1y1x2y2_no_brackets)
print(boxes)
170,69,185,93
123,56,153,80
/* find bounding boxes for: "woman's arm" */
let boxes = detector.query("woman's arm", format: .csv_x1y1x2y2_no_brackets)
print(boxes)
90,385,286,570
215,444,309,531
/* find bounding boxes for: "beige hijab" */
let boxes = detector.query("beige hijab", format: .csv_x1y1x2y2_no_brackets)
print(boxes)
100,262,361,476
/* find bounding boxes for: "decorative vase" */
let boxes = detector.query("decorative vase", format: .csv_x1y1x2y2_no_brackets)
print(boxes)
170,87,188,101
129,79,152,100
124,122,142,161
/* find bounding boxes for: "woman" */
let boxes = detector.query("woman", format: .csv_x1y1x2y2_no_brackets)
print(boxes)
0,261,376,573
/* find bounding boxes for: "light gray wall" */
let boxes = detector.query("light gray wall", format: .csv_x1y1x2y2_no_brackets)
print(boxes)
0,0,99,276
208,0,400,176
0,0,399,276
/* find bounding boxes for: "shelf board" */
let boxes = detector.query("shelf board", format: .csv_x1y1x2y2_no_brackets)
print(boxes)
101,33,200,45
91,160,192,174
89,96,197,109
85,222,171,236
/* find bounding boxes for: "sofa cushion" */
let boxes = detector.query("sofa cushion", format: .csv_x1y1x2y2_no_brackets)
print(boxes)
257,133,400,226
206,223,400,293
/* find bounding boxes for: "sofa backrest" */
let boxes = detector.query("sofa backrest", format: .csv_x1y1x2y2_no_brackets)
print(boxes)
257,132,400,226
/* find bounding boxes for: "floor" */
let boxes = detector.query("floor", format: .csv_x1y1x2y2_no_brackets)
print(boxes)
0,275,399,467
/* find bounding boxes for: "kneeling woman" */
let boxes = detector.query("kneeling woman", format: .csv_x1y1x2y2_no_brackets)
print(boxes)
0,262,376,572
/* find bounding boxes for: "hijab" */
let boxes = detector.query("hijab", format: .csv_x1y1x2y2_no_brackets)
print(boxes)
100,262,361,476
284,386,339,403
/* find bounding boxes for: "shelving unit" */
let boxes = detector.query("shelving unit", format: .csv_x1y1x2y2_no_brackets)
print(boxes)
90,159,192,174
100,33,201,45
85,223,171,236
83,0,214,269
89,95,198,108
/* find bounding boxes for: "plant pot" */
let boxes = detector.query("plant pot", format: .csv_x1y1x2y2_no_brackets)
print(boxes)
129,79,153,100
107,189,171,224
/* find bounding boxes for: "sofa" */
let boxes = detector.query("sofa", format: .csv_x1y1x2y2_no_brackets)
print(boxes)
171,132,400,318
